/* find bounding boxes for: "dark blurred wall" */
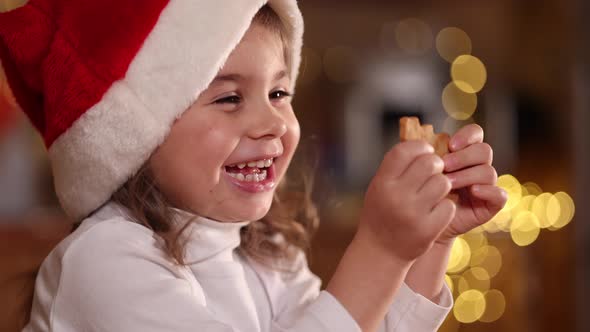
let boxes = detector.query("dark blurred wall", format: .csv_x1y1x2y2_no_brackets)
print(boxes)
574,1,590,331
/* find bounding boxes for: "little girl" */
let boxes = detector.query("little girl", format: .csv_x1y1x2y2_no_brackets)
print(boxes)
0,0,506,331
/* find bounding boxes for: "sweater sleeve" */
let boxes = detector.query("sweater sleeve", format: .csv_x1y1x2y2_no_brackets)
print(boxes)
245,248,362,332
250,248,452,332
377,282,453,331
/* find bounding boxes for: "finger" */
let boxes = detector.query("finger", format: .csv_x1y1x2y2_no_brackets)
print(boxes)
470,185,508,212
417,174,452,204
427,198,456,233
443,142,493,172
384,140,434,179
446,164,498,189
449,124,484,152
399,153,444,192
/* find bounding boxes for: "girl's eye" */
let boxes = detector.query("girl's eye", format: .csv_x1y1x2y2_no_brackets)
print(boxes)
214,95,241,104
270,90,292,100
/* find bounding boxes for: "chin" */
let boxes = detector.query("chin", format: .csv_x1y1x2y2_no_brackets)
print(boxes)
231,191,275,221
225,199,271,222
241,204,272,222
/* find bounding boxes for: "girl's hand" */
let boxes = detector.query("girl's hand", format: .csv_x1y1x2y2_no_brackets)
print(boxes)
357,141,456,263
437,124,508,244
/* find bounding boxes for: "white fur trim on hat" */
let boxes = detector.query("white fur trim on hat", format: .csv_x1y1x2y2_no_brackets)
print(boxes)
48,0,304,221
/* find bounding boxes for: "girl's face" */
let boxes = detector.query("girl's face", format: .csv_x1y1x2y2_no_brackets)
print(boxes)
149,23,300,222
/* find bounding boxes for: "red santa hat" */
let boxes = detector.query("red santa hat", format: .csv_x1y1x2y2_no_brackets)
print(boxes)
0,0,303,221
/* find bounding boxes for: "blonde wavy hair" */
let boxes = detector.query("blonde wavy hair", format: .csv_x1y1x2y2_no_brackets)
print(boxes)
110,5,319,268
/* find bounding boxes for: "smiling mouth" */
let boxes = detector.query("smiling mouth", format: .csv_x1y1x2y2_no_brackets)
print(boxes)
224,158,275,183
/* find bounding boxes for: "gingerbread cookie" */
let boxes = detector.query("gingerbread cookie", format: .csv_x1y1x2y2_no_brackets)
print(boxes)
399,117,451,157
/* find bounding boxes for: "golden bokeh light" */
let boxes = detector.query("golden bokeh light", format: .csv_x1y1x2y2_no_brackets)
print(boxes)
445,274,454,294
458,267,490,294
455,275,468,296
510,211,541,246
497,174,522,210
470,225,486,234
549,191,576,230
531,193,552,228
451,55,487,93
436,27,472,63
323,46,358,83
447,237,471,273
511,195,536,220
394,18,434,54
487,209,511,232
462,231,488,252
479,290,506,323
522,182,543,196
442,82,478,120
546,193,561,227
470,245,502,278
449,275,464,298
454,290,487,323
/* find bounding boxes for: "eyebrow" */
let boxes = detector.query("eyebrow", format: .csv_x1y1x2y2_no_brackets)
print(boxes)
212,70,288,83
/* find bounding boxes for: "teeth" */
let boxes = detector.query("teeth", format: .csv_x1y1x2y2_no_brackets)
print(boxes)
227,158,273,182
227,158,274,170
228,169,267,182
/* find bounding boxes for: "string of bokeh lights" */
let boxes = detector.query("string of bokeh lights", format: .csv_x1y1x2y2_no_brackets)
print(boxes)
395,18,575,326
297,17,576,327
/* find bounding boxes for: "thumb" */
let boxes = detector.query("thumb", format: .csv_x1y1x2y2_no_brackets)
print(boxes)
428,198,456,237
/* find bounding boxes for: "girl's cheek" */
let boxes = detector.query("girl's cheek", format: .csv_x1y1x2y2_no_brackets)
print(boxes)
286,112,301,145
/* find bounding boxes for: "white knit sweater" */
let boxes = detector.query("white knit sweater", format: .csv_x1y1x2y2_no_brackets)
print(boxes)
23,201,452,331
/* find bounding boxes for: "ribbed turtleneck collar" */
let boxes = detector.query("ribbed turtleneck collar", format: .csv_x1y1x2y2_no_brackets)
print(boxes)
169,207,252,264
92,201,253,265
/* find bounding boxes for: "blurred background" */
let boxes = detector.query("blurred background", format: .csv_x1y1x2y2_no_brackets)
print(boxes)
0,0,588,331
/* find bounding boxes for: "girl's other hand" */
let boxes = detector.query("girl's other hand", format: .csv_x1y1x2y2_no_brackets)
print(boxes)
357,140,456,263
437,124,508,244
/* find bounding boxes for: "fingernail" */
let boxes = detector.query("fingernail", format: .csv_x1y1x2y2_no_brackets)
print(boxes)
472,185,481,193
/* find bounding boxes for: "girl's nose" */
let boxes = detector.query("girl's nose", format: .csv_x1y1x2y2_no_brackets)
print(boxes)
247,102,288,140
